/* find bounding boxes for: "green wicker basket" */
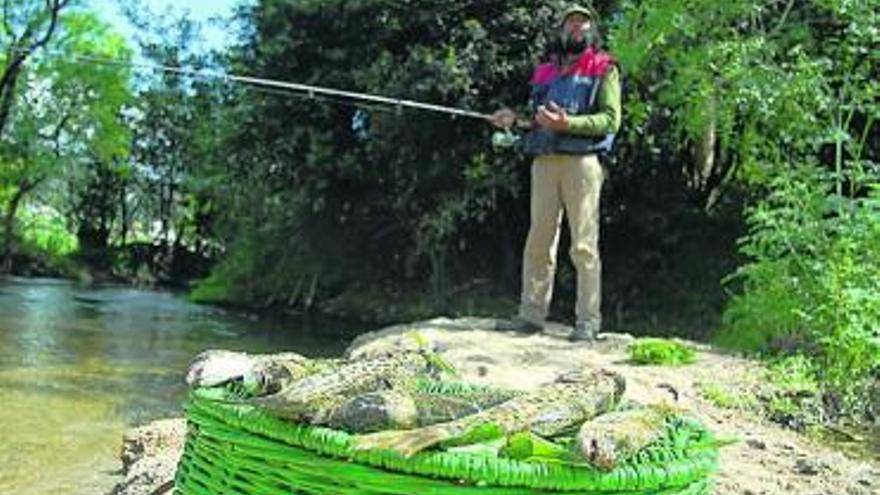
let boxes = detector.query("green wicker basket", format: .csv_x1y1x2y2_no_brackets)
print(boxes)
175,386,719,495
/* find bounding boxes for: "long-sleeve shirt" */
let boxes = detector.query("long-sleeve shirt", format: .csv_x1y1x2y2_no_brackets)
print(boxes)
567,64,621,136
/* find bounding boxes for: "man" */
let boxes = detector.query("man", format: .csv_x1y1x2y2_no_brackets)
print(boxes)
491,4,621,342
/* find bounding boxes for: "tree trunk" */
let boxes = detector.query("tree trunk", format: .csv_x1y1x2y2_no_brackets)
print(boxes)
2,183,29,273
691,106,717,193
0,62,22,137
120,180,129,246
687,88,733,211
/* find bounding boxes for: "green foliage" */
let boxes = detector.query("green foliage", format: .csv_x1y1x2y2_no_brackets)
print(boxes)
187,272,231,304
18,206,78,256
765,355,820,397
697,382,751,410
719,168,880,412
629,338,697,366
47,11,134,162
189,191,334,306
696,0,880,418
608,0,832,201
762,356,826,429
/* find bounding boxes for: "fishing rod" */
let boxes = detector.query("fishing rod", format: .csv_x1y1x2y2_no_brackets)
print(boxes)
12,47,528,146
16,48,525,121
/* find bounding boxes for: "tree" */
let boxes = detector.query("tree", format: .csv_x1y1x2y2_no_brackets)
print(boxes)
0,10,132,271
115,2,227,281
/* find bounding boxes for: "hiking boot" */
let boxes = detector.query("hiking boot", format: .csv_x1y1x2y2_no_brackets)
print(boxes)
569,320,599,343
494,316,543,333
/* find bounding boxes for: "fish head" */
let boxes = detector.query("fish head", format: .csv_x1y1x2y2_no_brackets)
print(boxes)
578,430,618,470
554,366,602,384
555,367,626,399
186,349,256,388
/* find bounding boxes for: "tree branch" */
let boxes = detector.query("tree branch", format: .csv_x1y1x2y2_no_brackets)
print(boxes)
0,0,70,136
770,0,796,37
29,0,69,52
37,105,73,156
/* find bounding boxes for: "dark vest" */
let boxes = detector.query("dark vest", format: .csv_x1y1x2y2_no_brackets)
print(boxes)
523,49,616,156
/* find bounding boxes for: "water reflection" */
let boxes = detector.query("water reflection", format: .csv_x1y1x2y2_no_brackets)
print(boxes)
0,277,363,495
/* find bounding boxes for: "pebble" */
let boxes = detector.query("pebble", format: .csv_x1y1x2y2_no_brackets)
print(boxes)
794,458,820,475
747,439,768,450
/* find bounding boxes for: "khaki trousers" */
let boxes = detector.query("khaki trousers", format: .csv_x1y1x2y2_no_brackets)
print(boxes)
519,154,604,326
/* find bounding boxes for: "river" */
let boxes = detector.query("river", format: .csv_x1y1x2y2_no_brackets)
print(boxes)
0,277,364,495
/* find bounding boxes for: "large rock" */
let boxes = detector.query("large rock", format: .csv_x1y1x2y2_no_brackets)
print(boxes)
106,418,185,495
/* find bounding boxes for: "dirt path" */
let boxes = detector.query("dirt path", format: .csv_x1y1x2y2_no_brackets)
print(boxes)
108,317,879,495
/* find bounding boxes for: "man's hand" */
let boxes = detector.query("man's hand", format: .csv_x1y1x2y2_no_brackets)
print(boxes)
535,101,569,132
489,107,517,129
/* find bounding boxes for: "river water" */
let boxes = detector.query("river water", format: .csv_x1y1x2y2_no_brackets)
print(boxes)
0,277,363,495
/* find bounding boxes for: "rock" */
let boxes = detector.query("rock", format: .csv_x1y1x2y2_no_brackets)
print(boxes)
595,332,636,351
465,354,498,364
656,383,680,402
794,458,820,476
746,439,768,450
106,418,186,495
517,349,547,365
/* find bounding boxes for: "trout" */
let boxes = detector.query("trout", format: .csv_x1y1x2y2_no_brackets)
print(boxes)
577,404,674,470
327,386,522,433
352,367,625,457
248,350,442,423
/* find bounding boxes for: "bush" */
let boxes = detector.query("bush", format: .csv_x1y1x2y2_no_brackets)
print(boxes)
719,167,880,414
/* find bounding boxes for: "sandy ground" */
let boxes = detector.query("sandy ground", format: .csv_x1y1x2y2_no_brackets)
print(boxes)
107,317,880,495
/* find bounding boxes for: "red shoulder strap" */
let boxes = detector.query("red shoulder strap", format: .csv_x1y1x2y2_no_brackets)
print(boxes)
568,48,614,77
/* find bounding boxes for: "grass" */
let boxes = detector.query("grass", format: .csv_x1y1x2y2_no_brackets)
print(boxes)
628,338,697,366
696,381,758,410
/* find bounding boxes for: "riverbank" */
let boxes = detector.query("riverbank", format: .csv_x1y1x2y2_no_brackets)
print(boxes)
0,277,367,495
107,317,880,495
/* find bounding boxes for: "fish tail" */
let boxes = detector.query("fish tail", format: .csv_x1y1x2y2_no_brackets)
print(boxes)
352,425,452,457
248,393,309,419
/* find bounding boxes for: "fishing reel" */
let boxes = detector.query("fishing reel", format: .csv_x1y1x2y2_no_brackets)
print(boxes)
491,129,522,149
488,108,529,149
